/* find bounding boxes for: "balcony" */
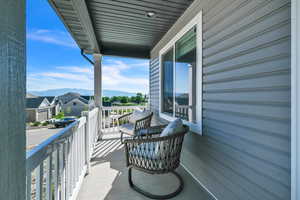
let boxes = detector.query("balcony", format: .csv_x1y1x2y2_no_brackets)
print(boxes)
2,0,295,199
26,106,210,200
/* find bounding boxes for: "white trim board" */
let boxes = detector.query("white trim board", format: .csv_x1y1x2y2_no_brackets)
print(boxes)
158,10,203,135
291,0,300,199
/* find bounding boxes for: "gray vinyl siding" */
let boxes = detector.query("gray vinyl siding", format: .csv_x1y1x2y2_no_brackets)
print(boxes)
150,1,291,200
149,58,160,114
0,0,26,199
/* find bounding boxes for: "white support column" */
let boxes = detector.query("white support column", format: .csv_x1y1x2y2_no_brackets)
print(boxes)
291,0,300,199
93,54,102,137
93,54,102,108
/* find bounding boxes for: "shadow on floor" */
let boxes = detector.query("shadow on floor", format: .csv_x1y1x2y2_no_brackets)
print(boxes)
77,138,214,200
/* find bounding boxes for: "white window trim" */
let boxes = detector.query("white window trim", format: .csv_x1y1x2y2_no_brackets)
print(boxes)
159,10,202,135
291,0,300,199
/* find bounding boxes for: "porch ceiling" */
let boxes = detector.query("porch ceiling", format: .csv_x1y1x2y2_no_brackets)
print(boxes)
48,0,194,58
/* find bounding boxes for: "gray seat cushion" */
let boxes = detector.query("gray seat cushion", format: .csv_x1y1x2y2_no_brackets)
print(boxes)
119,123,135,135
155,119,184,155
160,118,184,137
129,109,152,124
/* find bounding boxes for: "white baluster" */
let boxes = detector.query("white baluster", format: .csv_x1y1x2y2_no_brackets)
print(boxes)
26,171,32,200
46,155,53,200
35,162,44,200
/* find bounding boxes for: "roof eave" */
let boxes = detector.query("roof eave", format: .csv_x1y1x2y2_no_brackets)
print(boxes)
48,0,100,54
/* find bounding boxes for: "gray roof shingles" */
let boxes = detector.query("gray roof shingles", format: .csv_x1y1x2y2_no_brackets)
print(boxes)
26,97,47,109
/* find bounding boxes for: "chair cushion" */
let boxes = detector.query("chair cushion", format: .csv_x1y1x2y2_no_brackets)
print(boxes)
129,109,151,124
160,118,184,137
155,119,184,155
119,123,135,135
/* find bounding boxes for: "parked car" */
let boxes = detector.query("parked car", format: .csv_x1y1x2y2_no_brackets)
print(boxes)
54,117,76,128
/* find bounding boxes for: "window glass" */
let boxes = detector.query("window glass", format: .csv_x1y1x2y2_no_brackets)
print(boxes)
162,48,174,115
175,27,196,121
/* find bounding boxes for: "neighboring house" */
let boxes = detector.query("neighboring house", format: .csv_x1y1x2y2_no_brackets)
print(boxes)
43,96,62,116
62,97,89,116
58,92,95,116
26,97,51,122
58,92,81,104
81,95,95,110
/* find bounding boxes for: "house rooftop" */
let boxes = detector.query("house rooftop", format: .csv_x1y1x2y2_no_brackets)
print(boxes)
77,96,89,104
26,97,48,109
81,95,93,101
43,96,56,103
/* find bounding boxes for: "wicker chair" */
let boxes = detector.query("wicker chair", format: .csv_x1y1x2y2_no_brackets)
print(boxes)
118,111,153,143
124,125,189,199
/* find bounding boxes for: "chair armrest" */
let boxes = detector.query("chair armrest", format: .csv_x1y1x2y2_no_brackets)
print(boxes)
124,132,181,144
134,112,153,132
118,113,132,125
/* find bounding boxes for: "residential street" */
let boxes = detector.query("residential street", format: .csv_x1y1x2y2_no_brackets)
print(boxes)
26,127,63,150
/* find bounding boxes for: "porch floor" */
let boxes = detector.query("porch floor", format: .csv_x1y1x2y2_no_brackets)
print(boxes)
77,133,213,200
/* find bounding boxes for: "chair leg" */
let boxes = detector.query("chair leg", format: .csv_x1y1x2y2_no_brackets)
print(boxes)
128,167,184,199
120,132,124,143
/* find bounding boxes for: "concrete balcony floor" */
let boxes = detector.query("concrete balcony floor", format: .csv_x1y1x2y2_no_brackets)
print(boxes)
77,133,213,200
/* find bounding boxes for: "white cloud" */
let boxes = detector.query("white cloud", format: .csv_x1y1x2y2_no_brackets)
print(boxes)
131,62,149,68
27,60,149,93
37,72,91,81
56,66,93,74
27,29,77,48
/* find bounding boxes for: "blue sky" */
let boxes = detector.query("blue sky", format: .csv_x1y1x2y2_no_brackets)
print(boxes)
26,0,149,94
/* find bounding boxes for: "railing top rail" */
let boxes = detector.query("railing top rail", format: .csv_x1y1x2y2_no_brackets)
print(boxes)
26,117,86,173
102,105,146,110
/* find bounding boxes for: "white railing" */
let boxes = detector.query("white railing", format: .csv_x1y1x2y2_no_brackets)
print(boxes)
101,106,146,135
82,107,99,169
26,108,100,200
175,105,190,121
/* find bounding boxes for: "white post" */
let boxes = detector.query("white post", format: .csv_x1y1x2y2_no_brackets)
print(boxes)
93,54,102,138
82,111,91,174
291,1,300,199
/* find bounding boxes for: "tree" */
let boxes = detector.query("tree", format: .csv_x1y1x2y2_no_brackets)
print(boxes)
130,96,136,103
135,93,143,104
102,96,110,102
120,96,129,103
111,96,121,103
54,112,65,119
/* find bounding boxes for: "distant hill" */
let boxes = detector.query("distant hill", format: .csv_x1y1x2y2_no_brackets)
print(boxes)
29,88,137,97
26,93,38,98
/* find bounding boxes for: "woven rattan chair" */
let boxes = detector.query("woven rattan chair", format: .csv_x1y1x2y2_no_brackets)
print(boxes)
118,111,153,143
124,125,189,199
